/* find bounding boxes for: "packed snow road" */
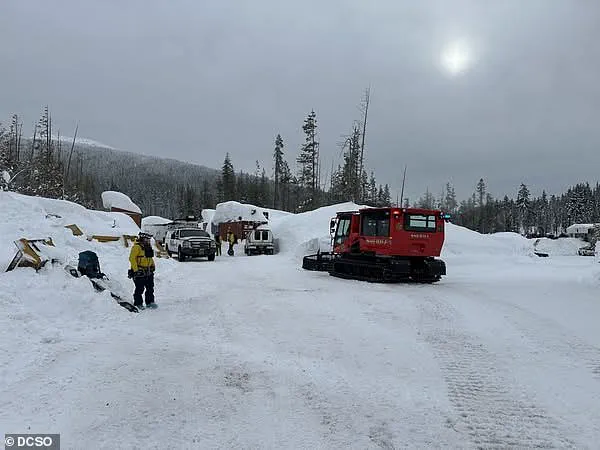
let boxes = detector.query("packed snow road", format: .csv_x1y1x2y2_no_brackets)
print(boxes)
2,251,600,449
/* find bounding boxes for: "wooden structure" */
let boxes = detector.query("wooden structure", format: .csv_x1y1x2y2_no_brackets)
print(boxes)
110,206,142,227
5,237,56,272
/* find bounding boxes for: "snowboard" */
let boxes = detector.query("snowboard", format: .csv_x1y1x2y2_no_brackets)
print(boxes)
65,265,139,313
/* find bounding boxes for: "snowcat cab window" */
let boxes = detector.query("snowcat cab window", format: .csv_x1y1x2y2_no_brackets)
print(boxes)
404,214,437,232
334,217,351,245
361,210,390,237
254,230,261,240
180,230,209,238
262,231,269,240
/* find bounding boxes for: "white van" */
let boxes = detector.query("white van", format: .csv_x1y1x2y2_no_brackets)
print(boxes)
244,227,274,255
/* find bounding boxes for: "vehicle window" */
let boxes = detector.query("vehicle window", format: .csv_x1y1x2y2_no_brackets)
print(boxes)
361,210,390,237
254,230,261,240
334,217,351,245
262,231,269,240
404,214,437,232
180,229,209,238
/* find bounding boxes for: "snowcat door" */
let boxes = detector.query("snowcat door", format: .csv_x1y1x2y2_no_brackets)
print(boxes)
332,215,352,254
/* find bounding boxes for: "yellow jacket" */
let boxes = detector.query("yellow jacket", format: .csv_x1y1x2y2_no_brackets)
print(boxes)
129,241,155,272
227,232,235,244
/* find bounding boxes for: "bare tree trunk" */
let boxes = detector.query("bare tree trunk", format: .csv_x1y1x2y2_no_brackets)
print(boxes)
359,86,370,202
47,110,52,164
65,123,79,190
30,126,37,161
17,121,22,161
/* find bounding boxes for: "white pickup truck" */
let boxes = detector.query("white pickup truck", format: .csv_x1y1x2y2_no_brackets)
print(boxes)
165,228,216,261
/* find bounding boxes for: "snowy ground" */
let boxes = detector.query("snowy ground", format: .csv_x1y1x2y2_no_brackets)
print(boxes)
1,193,600,448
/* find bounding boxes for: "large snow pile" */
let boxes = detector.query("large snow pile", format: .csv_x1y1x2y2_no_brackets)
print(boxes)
533,237,587,256
442,224,534,258
270,202,364,257
101,190,142,214
0,191,141,270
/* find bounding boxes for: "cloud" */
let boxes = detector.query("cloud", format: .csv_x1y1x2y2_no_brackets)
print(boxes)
1,0,599,202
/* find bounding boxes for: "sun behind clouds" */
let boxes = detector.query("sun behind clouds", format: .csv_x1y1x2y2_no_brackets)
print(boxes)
440,40,472,76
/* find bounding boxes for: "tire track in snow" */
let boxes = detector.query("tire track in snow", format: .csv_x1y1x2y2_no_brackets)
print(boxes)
416,294,575,449
450,284,600,383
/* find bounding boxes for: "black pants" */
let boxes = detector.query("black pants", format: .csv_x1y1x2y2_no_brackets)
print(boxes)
133,274,154,306
216,244,221,256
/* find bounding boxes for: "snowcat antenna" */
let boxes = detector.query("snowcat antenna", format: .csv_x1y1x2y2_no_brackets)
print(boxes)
400,165,407,207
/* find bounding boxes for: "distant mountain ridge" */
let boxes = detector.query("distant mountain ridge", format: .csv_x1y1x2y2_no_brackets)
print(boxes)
23,136,221,217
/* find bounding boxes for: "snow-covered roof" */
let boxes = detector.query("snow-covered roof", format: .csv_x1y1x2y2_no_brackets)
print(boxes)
212,201,270,224
142,215,171,226
566,223,596,234
101,191,142,214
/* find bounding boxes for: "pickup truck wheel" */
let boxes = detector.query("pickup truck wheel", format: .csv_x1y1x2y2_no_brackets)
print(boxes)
208,253,215,261
178,247,186,262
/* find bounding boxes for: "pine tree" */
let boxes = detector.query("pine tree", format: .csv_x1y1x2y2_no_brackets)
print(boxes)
221,153,236,201
476,178,486,232
382,184,391,206
273,134,284,209
296,110,319,209
368,172,377,205
444,182,457,214
516,183,530,233
417,188,435,209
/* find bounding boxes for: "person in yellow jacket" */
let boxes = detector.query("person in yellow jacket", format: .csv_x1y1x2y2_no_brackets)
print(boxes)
128,232,156,309
226,229,235,256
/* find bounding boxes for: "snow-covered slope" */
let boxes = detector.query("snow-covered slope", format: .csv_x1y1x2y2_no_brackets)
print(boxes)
2,194,600,448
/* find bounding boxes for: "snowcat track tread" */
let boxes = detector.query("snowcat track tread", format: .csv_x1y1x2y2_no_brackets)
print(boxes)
302,253,334,272
329,257,443,284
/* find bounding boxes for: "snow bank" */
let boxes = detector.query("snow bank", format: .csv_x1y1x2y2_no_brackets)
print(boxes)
442,225,534,258
101,191,142,214
533,237,587,256
0,191,140,270
270,202,364,258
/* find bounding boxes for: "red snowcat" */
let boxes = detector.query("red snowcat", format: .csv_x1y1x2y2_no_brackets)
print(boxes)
303,207,448,283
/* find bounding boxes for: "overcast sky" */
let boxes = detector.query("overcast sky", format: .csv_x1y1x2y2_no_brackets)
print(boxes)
1,0,599,203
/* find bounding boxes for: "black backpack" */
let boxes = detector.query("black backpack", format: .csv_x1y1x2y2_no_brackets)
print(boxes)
78,250,103,278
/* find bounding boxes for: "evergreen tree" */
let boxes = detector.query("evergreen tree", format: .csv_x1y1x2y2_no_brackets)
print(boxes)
516,183,530,233
273,134,284,209
382,184,391,206
296,110,319,209
221,153,236,201
417,187,435,209
368,172,377,205
476,178,486,232
444,182,458,214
